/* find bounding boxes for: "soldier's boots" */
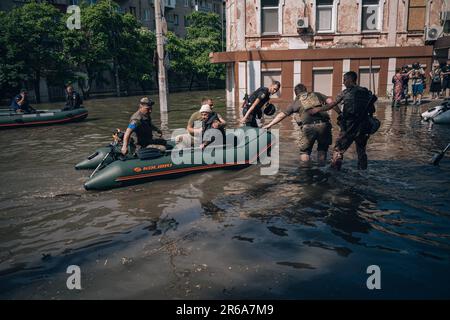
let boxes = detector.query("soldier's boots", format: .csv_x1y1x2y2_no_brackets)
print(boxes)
331,151,343,171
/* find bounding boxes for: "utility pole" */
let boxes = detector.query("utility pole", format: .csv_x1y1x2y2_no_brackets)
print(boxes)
155,0,168,113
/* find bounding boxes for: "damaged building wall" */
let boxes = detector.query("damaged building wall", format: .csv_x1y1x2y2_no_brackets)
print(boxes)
227,0,444,50
217,0,441,105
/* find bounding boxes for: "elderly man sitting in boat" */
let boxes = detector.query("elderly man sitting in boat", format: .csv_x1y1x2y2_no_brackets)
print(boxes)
175,98,226,148
11,89,35,113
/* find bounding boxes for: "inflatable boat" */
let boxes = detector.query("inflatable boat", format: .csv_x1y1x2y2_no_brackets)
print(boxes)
0,107,88,128
432,108,450,124
79,127,274,190
421,100,450,124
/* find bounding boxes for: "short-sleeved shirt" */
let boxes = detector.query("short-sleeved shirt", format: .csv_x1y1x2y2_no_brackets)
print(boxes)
411,68,425,85
247,87,270,111
11,95,32,112
283,92,330,124
127,111,160,147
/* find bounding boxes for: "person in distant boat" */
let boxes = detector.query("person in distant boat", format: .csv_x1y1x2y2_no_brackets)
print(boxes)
241,81,280,127
175,98,226,148
11,89,35,113
64,84,83,110
263,83,333,166
121,97,166,155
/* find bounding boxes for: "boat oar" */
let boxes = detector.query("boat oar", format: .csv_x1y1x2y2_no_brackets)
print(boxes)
90,145,114,178
431,143,450,166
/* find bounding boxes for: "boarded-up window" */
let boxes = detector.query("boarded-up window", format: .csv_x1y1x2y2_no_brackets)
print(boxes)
408,0,426,32
359,68,380,95
261,70,281,98
313,69,333,96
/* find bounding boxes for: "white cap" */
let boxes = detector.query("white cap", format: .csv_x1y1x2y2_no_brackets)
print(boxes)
199,104,212,113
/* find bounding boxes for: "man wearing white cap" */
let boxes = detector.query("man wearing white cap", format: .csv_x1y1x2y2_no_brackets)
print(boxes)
121,97,165,155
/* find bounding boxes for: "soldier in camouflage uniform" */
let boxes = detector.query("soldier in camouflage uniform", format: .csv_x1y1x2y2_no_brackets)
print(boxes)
264,84,333,166
310,71,376,170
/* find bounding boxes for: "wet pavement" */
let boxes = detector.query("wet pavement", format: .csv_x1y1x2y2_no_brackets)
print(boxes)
0,91,449,299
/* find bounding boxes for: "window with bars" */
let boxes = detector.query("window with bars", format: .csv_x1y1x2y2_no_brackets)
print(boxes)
261,0,280,35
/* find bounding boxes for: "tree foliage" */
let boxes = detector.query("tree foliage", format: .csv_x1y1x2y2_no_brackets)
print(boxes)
0,2,225,102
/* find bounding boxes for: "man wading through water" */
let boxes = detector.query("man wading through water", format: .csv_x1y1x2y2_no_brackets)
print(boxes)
263,84,333,166
310,71,377,170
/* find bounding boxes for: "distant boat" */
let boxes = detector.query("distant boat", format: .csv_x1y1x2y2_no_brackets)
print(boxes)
0,107,88,128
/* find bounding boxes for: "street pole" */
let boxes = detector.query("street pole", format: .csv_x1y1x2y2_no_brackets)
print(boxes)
155,0,168,113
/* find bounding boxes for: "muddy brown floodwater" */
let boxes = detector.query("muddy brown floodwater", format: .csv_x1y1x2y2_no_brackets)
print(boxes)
0,90,449,299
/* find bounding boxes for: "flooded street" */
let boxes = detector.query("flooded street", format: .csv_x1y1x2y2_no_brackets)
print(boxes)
0,90,449,299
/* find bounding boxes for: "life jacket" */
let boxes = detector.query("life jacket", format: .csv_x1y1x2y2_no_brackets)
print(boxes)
130,111,154,147
202,112,224,143
294,92,330,125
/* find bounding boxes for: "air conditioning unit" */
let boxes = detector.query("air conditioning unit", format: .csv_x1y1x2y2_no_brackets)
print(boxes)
297,17,309,29
425,26,443,42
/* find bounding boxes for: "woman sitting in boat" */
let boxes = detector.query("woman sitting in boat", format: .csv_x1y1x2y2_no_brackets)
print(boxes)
11,89,35,113
121,97,166,155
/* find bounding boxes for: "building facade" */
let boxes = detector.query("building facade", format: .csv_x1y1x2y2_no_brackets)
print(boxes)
211,0,447,106
114,0,225,37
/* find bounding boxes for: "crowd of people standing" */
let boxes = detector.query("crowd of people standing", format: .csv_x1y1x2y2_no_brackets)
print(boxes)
392,60,450,107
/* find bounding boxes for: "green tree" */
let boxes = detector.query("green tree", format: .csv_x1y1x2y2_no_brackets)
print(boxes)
62,1,112,98
184,11,225,90
117,14,156,94
0,2,65,103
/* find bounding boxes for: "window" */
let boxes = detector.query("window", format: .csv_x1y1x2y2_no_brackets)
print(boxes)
313,69,333,96
262,0,280,35
359,68,380,94
174,14,179,26
261,70,281,98
407,0,426,32
316,0,334,33
184,15,189,27
361,0,381,32
129,6,137,18
185,0,189,7
143,9,150,21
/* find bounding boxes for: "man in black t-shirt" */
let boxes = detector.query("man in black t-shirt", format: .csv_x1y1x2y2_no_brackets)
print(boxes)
241,81,280,127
